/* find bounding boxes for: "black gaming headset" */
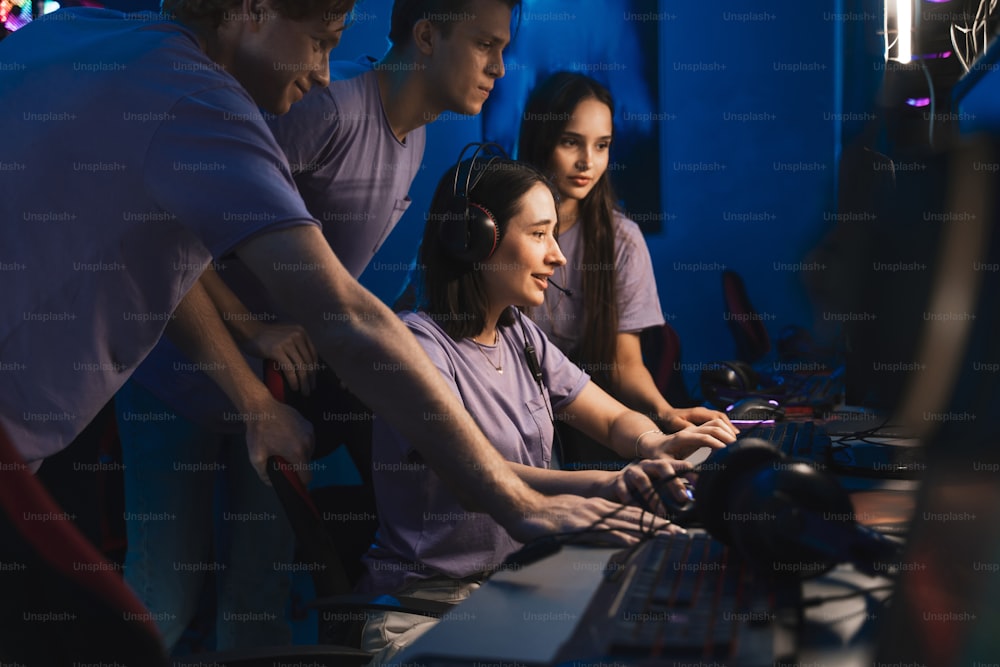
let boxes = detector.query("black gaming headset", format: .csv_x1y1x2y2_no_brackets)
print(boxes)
699,360,761,406
693,438,904,579
437,142,508,263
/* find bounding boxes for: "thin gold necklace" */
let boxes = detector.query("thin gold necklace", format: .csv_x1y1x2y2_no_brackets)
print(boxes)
472,330,503,374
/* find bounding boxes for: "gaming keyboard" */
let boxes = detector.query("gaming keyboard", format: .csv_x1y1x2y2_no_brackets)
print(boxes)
736,420,831,466
556,531,800,665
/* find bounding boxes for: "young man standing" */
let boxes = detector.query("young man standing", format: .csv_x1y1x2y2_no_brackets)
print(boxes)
267,0,516,276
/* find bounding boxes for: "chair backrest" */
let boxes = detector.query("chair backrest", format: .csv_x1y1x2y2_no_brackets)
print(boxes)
266,455,354,598
264,362,379,594
722,269,772,363
0,422,374,666
0,427,168,667
640,322,695,407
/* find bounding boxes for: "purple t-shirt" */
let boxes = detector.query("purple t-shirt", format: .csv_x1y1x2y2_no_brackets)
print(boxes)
362,311,590,592
129,62,426,430
0,8,317,465
268,63,426,278
530,212,665,362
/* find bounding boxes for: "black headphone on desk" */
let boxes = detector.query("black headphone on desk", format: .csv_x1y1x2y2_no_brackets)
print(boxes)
699,360,788,407
438,142,507,263
691,439,904,579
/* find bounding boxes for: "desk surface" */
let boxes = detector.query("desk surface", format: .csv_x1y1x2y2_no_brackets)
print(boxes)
398,480,912,667
398,544,619,666
398,541,897,667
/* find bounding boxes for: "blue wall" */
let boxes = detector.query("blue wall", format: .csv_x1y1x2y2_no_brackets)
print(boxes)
653,2,840,370
336,0,860,388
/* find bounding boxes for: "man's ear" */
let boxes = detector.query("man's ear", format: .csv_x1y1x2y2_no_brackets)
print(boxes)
412,18,436,56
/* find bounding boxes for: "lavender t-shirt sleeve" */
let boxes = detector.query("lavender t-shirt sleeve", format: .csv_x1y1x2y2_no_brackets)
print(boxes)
614,213,666,333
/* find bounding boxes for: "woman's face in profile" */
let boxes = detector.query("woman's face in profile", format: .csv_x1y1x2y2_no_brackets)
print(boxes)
479,183,566,309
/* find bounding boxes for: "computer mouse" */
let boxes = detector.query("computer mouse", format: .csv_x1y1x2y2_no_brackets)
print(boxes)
726,397,785,422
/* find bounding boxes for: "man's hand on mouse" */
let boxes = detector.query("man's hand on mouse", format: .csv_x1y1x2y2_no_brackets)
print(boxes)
604,458,694,516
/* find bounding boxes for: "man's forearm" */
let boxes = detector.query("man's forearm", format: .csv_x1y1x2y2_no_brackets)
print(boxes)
167,277,316,483
166,277,272,416
198,263,261,346
508,462,608,498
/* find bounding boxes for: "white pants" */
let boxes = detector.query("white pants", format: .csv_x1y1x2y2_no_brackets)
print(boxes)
361,576,482,666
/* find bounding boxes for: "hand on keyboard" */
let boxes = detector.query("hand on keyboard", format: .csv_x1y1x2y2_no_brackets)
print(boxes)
512,494,679,547
638,419,737,460
660,406,739,435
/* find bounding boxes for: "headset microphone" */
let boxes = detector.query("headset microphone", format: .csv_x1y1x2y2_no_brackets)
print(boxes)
547,278,573,297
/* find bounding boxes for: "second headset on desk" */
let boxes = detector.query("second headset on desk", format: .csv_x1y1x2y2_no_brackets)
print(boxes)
679,439,904,580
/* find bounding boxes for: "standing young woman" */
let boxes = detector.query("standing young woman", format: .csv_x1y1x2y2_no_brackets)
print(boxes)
359,152,735,661
518,72,736,464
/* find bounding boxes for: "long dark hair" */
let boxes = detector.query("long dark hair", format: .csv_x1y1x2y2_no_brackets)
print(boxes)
416,156,557,340
518,71,619,385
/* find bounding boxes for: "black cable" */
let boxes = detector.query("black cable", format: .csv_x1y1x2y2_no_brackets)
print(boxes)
513,307,567,464
829,414,914,441
802,583,896,608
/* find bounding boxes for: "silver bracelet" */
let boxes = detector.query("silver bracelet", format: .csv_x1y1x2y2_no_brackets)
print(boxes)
634,428,664,458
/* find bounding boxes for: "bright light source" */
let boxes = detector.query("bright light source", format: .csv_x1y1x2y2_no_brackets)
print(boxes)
885,0,915,63
897,0,913,63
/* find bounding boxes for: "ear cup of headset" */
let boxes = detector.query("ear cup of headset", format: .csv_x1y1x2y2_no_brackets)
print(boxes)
731,360,759,389
727,456,855,579
693,438,783,543
699,361,761,407
437,142,507,264
695,438,856,579
438,199,500,264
